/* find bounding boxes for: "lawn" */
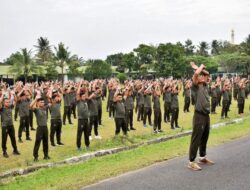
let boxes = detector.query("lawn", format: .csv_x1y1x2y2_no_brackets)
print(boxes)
0,91,249,175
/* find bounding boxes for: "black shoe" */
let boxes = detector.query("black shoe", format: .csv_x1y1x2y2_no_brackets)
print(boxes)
51,143,56,147
69,122,73,125
34,157,39,162
44,156,51,160
26,137,32,141
13,150,20,155
3,152,9,158
158,129,164,133
18,138,23,143
130,127,136,130
171,126,175,130
30,127,36,131
57,142,64,146
175,126,180,128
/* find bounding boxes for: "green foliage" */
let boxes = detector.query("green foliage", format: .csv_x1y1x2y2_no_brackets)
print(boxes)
44,62,58,80
8,48,43,82
34,37,53,63
117,73,127,83
197,41,209,56
133,44,156,66
85,59,112,80
154,43,185,78
215,53,250,74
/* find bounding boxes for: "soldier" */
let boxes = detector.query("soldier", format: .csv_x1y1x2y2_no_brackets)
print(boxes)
48,87,64,147
63,85,73,125
107,82,115,118
210,83,217,114
124,84,136,131
88,83,102,140
113,87,127,136
137,85,144,122
163,81,172,123
170,81,181,130
30,96,50,161
143,83,153,128
0,88,20,158
96,83,103,126
221,82,230,119
237,79,246,115
183,80,191,113
17,87,32,142
76,81,90,151
152,83,163,133
188,62,214,171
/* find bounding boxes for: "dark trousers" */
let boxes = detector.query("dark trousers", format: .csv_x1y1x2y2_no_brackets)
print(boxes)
29,110,33,129
77,119,90,148
89,115,99,136
221,100,229,117
2,125,18,153
125,109,133,130
143,107,152,125
50,119,62,144
137,104,144,121
153,108,162,131
189,112,210,162
211,97,217,113
115,118,127,135
217,95,221,106
33,125,49,158
14,105,19,121
98,106,102,125
18,116,30,139
63,106,72,124
109,101,115,118
171,107,179,127
164,102,171,122
238,99,245,114
71,103,77,119
184,97,190,112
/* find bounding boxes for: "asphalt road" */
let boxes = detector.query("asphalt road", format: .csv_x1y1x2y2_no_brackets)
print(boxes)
82,135,250,190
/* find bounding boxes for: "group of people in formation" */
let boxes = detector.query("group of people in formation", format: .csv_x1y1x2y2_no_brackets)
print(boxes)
0,62,249,164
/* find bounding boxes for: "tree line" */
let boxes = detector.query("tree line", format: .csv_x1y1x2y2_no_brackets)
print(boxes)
3,34,250,82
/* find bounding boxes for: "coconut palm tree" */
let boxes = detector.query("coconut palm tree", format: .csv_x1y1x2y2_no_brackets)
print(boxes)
197,41,209,56
34,37,53,63
8,48,42,83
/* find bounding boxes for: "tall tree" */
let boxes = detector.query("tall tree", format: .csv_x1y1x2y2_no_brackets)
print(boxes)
8,48,42,83
85,59,112,80
197,41,209,56
211,40,221,55
184,39,195,56
54,42,74,84
133,44,156,66
122,52,138,72
34,37,52,63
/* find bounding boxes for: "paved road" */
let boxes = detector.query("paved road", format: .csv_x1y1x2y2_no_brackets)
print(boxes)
83,135,250,190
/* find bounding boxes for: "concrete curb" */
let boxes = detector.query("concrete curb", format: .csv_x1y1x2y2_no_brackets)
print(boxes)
0,117,249,180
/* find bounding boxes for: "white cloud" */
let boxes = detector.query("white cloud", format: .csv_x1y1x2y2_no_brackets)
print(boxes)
0,0,249,61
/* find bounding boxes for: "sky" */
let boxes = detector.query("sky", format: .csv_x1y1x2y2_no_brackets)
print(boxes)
0,0,250,62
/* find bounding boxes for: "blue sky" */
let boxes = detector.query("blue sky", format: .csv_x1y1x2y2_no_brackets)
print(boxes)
0,0,249,61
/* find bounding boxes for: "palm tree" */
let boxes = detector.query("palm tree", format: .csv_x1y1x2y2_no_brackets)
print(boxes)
8,48,42,83
197,41,209,56
34,37,52,63
54,42,76,84
211,40,220,55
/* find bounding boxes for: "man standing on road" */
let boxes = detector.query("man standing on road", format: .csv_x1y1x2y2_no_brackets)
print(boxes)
188,62,214,171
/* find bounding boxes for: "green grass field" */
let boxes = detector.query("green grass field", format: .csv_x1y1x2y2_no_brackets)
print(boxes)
1,113,250,190
0,92,249,176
